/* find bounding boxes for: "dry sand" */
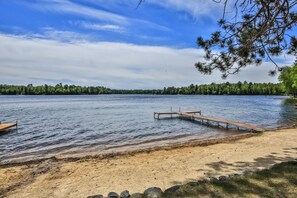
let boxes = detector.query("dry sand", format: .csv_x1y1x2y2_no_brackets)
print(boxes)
1,128,297,198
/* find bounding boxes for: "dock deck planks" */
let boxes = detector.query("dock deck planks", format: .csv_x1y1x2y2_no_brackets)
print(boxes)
154,111,201,118
0,123,17,132
154,110,265,132
180,113,265,132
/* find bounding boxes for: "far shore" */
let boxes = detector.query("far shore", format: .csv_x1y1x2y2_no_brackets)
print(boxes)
1,127,297,198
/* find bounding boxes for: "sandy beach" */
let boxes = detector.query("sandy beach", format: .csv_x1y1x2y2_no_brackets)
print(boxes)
1,128,296,198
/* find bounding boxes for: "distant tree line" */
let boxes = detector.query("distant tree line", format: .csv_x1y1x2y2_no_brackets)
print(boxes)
0,82,285,95
0,83,112,95
157,82,283,95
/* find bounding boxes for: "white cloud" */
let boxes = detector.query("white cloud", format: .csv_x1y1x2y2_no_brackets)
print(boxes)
4,27,96,43
147,0,226,20
80,22,126,33
42,27,97,42
29,0,129,25
0,34,283,89
26,0,171,32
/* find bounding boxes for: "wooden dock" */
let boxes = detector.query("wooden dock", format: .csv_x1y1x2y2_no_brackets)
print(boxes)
154,110,265,132
154,110,201,119
0,122,17,132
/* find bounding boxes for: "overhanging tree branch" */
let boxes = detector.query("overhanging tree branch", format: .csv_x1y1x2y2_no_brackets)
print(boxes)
196,0,297,78
137,0,297,77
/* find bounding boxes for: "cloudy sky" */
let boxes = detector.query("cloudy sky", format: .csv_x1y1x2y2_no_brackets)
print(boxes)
0,0,294,89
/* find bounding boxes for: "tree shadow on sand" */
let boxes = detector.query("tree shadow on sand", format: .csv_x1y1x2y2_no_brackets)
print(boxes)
169,147,297,186
164,160,297,198
0,159,62,198
202,147,297,178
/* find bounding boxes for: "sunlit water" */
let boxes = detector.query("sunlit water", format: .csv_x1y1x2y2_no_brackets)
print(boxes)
0,95,296,164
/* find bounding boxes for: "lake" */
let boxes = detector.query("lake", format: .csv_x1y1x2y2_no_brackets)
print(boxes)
0,95,296,164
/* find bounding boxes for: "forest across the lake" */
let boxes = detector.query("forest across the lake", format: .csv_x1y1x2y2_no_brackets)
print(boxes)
0,82,284,95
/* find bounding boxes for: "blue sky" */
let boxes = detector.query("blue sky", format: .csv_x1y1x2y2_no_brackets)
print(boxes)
0,0,218,46
0,0,293,89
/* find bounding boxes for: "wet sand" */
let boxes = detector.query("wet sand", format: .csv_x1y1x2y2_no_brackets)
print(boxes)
1,128,297,198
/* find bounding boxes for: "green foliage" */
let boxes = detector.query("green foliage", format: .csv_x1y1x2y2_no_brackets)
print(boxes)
196,0,297,78
0,84,112,95
158,82,283,95
279,63,297,97
0,82,284,95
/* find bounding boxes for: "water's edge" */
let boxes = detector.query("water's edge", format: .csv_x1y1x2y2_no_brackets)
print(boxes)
1,95,296,165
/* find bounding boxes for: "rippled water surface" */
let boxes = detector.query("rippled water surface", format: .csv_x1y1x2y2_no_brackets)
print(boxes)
0,95,296,164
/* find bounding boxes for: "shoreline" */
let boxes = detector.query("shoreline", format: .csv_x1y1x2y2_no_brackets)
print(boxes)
1,127,297,197
0,132,256,167
1,125,295,168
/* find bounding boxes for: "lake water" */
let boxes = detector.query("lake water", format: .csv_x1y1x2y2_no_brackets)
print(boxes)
0,95,296,164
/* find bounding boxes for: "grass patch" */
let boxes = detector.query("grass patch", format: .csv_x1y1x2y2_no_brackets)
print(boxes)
163,161,297,198
283,98,297,105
